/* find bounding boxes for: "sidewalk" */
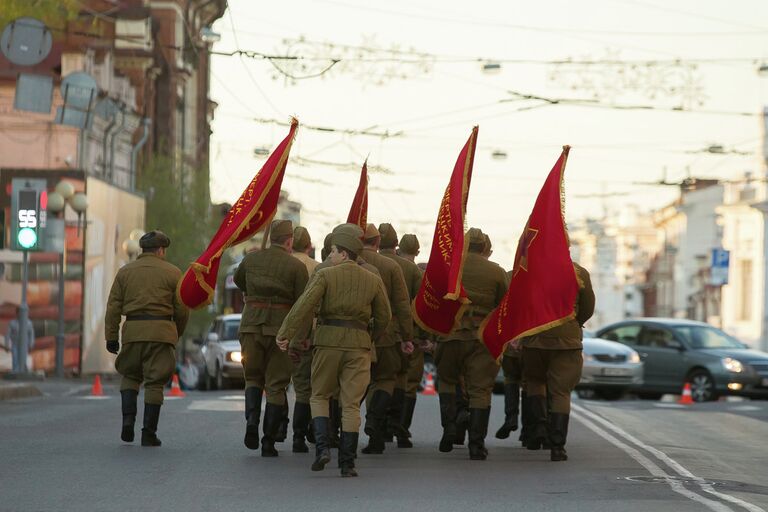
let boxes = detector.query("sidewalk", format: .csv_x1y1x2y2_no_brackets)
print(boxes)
0,375,121,401
0,381,43,400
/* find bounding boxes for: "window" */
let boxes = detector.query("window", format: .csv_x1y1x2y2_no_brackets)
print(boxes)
639,327,680,349
600,324,642,346
738,259,752,321
223,321,240,341
675,326,744,349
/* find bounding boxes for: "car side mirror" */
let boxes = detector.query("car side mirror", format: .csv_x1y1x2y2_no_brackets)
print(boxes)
206,332,219,344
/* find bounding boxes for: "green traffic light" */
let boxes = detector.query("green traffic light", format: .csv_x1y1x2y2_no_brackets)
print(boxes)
17,227,37,249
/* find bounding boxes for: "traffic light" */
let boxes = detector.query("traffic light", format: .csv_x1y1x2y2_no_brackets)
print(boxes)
10,178,47,252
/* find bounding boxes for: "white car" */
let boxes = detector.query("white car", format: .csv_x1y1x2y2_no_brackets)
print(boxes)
577,337,644,400
199,314,244,390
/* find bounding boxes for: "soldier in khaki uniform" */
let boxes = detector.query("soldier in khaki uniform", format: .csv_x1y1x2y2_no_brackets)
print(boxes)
521,262,594,461
436,228,507,460
360,223,415,454
105,230,189,447
378,225,423,448
290,226,318,453
235,220,309,457
277,224,391,477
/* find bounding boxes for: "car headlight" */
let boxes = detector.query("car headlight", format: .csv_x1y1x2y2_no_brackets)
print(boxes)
628,351,641,364
583,353,595,362
721,357,743,373
229,351,243,363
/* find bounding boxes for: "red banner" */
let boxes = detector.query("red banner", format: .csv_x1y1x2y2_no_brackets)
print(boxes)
479,146,579,359
177,119,299,309
412,126,478,335
346,159,368,230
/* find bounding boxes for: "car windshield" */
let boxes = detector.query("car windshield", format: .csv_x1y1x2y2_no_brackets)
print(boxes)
674,326,744,349
223,321,240,340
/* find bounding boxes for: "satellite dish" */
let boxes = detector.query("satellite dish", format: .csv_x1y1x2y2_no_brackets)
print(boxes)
0,17,53,66
60,72,98,111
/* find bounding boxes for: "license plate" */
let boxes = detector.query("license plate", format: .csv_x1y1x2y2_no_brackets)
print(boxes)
762,378,768,387
603,368,631,376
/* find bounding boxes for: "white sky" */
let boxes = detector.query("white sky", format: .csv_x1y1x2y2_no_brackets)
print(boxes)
209,0,768,269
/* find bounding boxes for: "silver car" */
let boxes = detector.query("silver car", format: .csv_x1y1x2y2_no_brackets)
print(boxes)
199,314,244,390
577,337,643,400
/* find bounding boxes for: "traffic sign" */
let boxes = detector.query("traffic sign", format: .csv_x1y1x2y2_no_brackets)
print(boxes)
710,248,729,286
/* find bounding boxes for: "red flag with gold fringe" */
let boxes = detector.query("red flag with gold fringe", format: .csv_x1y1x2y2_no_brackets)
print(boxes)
346,159,368,230
412,126,478,335
177,119,299,309
479,146,579,359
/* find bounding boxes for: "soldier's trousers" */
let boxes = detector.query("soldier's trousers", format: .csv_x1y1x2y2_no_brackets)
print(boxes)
115,341,175,405
239,331,293,406
394,349,409,391
292,348,313,404
405,350,425,399
501,354,523,386
434,341,497,409
310,348,371,432
522,348,582,414
369,344,404,396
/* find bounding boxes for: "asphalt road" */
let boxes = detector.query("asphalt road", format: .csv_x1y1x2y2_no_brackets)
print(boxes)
1,382,766,512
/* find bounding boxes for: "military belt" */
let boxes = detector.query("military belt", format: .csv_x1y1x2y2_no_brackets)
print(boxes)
245,301,292,310
318,318,369,331
126,314,173,322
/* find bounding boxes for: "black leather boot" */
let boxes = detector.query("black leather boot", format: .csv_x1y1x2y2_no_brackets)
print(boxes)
397,397,417,448
329,399,341,448
307,421,316,444
261,403,282,457
468,407,491,460
386,388,408,441
362,390,390,454
276,403,289,443
244,387,262,450
438,392,457,452
311,416,332,471
141,403,162,447
339,431,359,477
292,402,311,453
495,383,520,439
454,385,469,446
549,412,570,461
519,390,529,447
526,394,548,451
120,390,138,443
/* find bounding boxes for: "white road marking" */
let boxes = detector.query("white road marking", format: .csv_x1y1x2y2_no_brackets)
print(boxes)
79,396,111,400
729,406,761,412
220,395,245,400
572,412,733,512
574,403,765,512
188,400,245,412
653,403,689,409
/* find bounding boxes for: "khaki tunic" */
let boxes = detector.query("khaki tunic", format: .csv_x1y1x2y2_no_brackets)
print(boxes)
361,248,413,345
293,251,319,276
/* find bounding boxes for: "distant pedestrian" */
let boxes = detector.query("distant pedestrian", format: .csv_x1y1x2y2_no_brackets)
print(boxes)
105,230,189,447
7,306,34,373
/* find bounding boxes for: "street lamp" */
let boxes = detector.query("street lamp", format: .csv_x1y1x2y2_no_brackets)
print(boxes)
45,181,87,378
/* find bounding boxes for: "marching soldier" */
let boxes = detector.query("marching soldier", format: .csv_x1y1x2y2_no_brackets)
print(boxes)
290,226,318,453
235,219,309,457
520,262,594,461
495,344,522,439
379,225,423,448
436,228,507,460
360,223,415,454
277,224,391,477
105,230,189,447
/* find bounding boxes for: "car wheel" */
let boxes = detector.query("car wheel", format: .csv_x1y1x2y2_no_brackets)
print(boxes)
216,363,227,390
595,388,625,401
688,370,718,402
636,392,663,400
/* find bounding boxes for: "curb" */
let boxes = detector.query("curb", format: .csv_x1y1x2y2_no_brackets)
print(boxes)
0,383,43,401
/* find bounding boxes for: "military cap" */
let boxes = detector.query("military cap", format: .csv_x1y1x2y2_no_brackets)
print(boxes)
363,223,380,241
399,234,420,255
270,219,293,241
378,223,398,248
331,223,364,254
483,233,492,252
293,226,311,251
139,230,170,249
467,227,485,245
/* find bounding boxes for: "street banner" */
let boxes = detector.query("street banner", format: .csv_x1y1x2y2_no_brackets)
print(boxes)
479,146,579,359
177,119,299,309
346,159,368,230
412,126,478,335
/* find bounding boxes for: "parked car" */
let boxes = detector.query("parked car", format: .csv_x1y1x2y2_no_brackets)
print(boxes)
596,318,768,401
577,337,643,400
199,314,244,390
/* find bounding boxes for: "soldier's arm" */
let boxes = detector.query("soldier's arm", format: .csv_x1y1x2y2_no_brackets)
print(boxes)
233,258,247,291
278,271,327,343
104,272,124,341
371,278,392,342
391,265,414,340
576,266,596,326
172,274,190,337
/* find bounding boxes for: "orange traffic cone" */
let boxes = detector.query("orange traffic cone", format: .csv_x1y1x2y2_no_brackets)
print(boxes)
90,374,104,397
421,372,437,396
167,374,186,398
678,382,694,405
